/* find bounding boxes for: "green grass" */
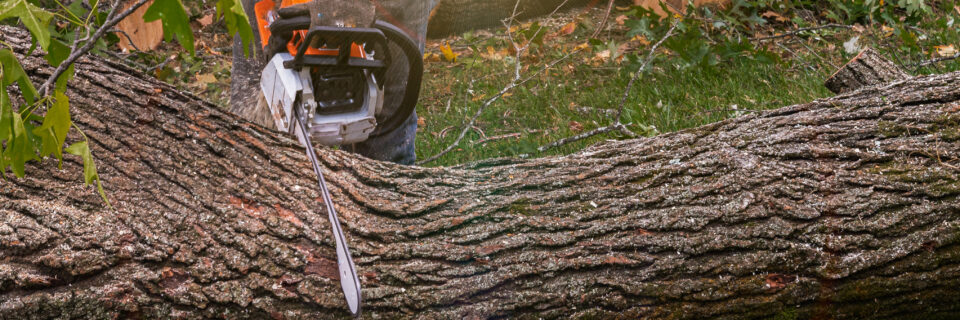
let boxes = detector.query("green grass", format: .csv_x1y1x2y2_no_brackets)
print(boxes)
415,42,832,166
414,3,960,167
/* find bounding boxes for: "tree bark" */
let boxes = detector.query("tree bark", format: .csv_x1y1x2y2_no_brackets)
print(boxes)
824,48,910,94
426,0,596,37
2,25,960,319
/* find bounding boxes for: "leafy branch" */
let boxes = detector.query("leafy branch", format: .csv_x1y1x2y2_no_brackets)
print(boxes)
0,0,253,205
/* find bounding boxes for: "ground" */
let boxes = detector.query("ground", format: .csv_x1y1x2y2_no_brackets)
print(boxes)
106,1,960,166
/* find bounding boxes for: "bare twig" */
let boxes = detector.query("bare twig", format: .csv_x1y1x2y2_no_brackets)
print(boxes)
775,42,817,72
109,28,142,52
416,0,576,165
795,39,839,71
590,0,616,39
537,124,631,152
472,133,521,145
102,49,150,71
615,22,679,123
752,24,853,42
39,0,152,97
539,21,678,153
913,53,960,69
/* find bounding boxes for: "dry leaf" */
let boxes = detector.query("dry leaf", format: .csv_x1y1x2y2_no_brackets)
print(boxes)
417,117,426,127
114,0,162,52
481,46,508,60
423,52,441,62
569,121,583,132
934,44,957,57
761,11,789,23
439,42,459,62
631,35,650,46
197,14,214,27
194,73,217,87
615,15,629,25
558,22,577,36
882,25,895,37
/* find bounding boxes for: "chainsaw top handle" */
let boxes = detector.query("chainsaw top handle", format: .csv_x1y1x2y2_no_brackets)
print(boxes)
282,26,391,87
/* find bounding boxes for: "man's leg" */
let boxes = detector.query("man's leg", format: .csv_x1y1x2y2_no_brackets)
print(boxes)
346,0,437,165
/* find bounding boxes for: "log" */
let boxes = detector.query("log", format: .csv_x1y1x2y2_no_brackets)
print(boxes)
2,25,960,319
426,0,595,37
825,48,910,94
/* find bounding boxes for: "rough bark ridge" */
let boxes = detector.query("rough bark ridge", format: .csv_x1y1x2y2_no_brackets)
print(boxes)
825,48,910,94
2,25,960,319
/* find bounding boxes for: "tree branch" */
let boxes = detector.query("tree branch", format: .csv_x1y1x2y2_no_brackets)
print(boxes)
751,23,853,42
38,0,152,97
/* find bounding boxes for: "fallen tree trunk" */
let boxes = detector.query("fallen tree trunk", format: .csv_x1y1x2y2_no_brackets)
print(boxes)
2,26,960,319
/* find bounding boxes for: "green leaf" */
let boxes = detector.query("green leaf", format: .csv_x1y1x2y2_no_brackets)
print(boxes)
44,38,70,67
65,140,110,205
65,140,95,184
55,64,75,93
3,108,37,178
33,91,71,165
0,49,38,105
143,0,195,54
0,0,53,49
216,0,254,57
0,84,12,173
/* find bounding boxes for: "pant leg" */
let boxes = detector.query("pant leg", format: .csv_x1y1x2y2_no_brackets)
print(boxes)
347,0,437,165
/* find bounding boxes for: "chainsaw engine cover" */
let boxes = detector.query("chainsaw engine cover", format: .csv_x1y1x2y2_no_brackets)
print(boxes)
261,53,383,146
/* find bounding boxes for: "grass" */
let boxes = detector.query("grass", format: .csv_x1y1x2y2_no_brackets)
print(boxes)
416,53,832,165
412,3,960,166
111,1,960,168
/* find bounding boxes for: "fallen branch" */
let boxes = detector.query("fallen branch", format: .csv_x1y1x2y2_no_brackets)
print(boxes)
751,23,853,42
472,133,522,145
914,53,960,69
537,123,631,152
417,0,576,165
614,21,678,123
38,0,153,97
538,21,678,153
589,0,616,39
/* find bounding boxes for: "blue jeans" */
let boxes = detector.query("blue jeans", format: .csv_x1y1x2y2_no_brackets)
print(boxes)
231,0,436,165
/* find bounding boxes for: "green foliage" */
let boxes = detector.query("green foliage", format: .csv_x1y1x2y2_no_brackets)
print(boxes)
33,91,70,166
0,0,53,48
65,140,108,205
144,0,195,54
217,0,254,56
0,49,38,104
0,0,248,204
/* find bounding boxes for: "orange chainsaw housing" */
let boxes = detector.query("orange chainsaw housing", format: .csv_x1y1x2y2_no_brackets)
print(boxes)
254,0,366,59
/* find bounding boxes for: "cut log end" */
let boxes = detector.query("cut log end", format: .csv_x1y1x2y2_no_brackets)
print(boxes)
825,48,910,94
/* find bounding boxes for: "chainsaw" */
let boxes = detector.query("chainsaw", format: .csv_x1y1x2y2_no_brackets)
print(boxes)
253,0,423,315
